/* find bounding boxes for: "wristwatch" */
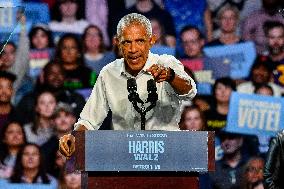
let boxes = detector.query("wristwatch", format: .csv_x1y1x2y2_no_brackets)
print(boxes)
166,68,175,83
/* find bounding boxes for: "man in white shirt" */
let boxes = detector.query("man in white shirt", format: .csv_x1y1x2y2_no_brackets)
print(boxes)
59,13,197,158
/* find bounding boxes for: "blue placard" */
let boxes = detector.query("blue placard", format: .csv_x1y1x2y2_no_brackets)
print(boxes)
0,180,57,189
150,45,176,56
23,2,50,24
226,92,284,137
197,82,212,95
203,42,256,79
85,131,210,172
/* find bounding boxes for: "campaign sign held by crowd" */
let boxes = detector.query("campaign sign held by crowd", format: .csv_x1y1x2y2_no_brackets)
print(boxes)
203,42,256,79
226,92,284,137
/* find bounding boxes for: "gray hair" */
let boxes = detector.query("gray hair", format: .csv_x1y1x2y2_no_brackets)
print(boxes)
116,13,152,39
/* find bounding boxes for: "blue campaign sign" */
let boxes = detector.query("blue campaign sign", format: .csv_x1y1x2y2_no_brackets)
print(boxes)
0,0,22,32
0,180,57,189
226,92,284,137
23,2,50,24
203,42,256,79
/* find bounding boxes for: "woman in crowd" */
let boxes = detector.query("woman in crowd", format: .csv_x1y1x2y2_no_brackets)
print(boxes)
49,0,89,34
9,143,57,186
82,25,115,75
179,105,206,131
55,34,96,90
24,90,57,146
0,122,26,179
58,170,81,189
242,156,265,189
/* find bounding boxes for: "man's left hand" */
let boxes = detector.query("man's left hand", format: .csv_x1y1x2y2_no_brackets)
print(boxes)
146,64,170,83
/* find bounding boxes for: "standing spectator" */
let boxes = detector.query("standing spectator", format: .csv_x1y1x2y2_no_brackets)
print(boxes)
49,0,89,34
41,102,76,177
0,122,26,179
55,34,96,90
17,61,86,124
82,25,116,75
179,25,205,59
24,91,57,146
263,131,284,188
9,143,57,186
206,5,242,46
58,170,81,189
209,132,247,189
237,57,284,96
242,156,265,189
179,105,206,131
242,0,284,54
0,71,20,132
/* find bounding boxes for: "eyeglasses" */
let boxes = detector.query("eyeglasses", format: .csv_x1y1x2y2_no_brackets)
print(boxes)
246,167,263,174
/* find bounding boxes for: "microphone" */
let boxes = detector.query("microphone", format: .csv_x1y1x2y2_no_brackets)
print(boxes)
146,79,158,112
127,78,143,104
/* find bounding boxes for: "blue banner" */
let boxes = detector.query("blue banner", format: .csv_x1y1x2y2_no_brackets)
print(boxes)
226,92,284,137
203,42,256,79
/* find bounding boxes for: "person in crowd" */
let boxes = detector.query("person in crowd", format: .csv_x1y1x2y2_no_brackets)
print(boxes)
192,95,211,112
17,61,85,124
59,13,196,158
49,0,89,34
0,71,21,132
55,34,96,90
264,130,284,188
209,132,248,189
125,0,176,47
23,90,57,146
41,102,76,177
179,25,205,59
242,0,284,54
28,24,55,82
149,18,176,55
263,21,284,87
82,25,116,75
254,83,274,96
58,170,81,189
9,143,57,187
242,156,265,189
0,121,26,179
204,0,262,42
237,56,284,96
0,14,31,104
179,105,206,131
206,5,242,46
205,77,236,131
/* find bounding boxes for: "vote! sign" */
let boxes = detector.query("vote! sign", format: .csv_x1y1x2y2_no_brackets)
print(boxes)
226,92,284,137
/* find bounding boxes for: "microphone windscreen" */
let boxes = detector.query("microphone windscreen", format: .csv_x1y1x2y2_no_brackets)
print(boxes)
147,79,157,92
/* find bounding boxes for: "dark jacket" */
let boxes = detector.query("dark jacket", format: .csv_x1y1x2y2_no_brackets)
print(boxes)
264,131,284,189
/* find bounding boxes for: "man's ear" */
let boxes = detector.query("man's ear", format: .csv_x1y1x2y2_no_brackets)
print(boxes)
113,35,119,46
150,34,157,46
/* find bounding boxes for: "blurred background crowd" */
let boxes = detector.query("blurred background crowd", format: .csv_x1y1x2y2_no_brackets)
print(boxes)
0,0,284,188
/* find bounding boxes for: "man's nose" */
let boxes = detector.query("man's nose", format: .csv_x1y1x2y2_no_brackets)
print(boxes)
130,43,138,53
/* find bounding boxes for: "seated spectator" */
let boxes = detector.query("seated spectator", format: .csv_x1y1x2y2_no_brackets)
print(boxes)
16,61,85,123
28,24,55,82
49,0,89,34
55,34,96,90
242,156,265,189
0,122,26,179
242,0,284,54
206,5,242,46
209,132,248,189
41,102,76,177
10,143,57,187
179,105,207,131
237,57,284,96
24,90,57,146
179,25,205,59
205,77,236,132
0,71,21,132
82,25,116,75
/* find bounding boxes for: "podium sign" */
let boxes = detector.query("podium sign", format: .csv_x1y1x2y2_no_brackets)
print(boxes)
76,131,214,172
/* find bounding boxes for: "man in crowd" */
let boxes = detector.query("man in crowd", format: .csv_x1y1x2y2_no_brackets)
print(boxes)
59,13,196,157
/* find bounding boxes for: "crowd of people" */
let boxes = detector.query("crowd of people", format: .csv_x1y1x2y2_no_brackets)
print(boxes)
1,0,284,188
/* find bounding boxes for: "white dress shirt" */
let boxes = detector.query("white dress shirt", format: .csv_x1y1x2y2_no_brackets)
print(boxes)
74,52,197,131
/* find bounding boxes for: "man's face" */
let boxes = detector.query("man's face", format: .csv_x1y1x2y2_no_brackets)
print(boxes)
45,64,65,89
117,23,155,76
181,29,204,58
0,78,13,104
252,65,270,84
221,136,243,155
0,44,16,69
267,27,284,55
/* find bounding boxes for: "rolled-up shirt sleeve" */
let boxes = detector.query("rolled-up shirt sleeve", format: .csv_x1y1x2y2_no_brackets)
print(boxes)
74,74,109,130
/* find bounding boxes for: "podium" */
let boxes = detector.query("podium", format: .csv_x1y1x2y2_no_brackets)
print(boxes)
72,131,215,189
